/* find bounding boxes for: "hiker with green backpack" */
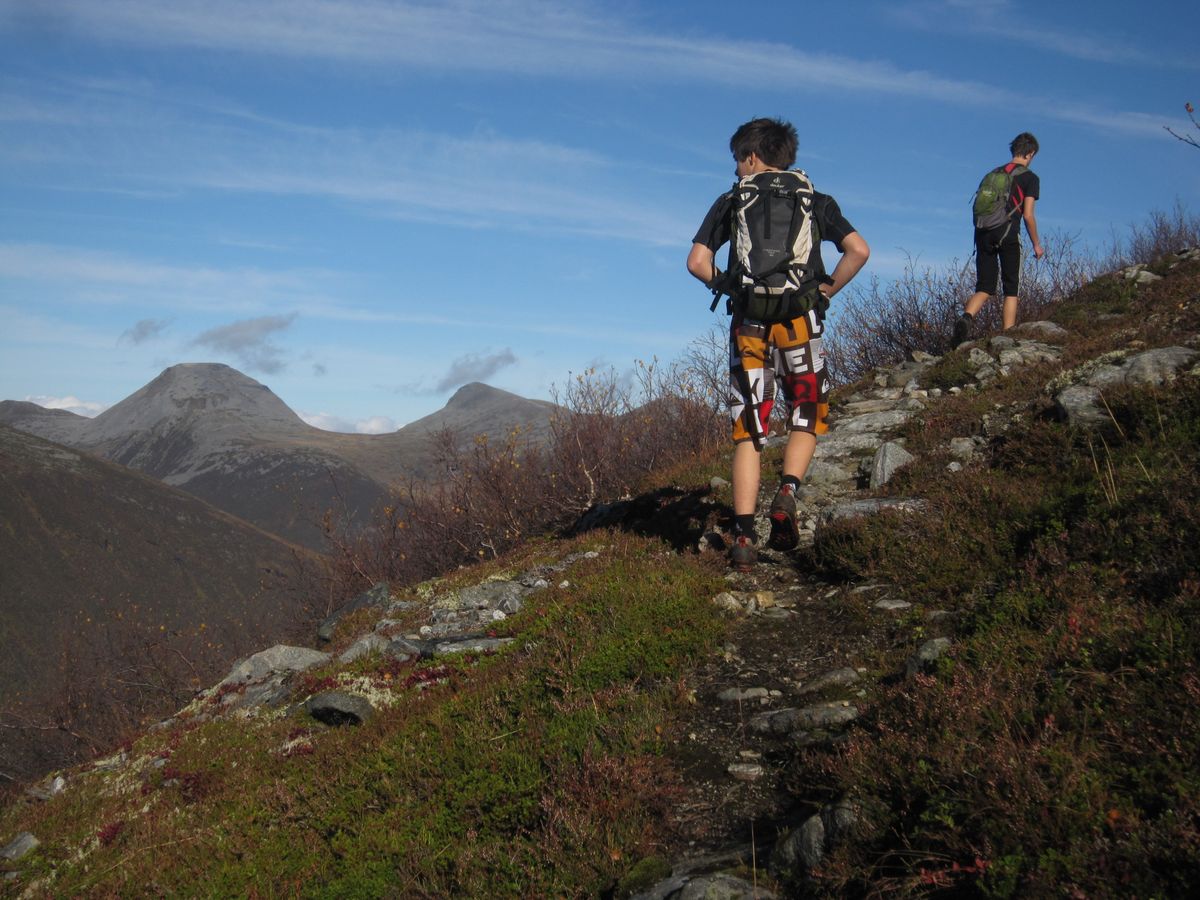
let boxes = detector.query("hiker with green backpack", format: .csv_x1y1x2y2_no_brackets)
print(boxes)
687,117,870,571
952,132,1044,348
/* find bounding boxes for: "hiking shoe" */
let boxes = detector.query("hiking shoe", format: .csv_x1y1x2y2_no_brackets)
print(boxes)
768,485,800,551
729,536,757,572
950,315,972,350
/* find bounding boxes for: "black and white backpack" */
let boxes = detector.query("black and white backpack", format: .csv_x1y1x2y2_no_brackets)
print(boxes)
709,169,828,322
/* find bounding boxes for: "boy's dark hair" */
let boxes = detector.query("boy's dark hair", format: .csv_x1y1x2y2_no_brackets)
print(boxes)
730,118,798,169
1010,131,1039,157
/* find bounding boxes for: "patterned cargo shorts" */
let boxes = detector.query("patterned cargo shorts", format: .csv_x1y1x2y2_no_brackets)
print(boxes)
728,309,829,445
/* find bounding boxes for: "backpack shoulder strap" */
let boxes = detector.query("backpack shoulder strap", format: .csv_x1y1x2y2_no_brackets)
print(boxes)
1008,164,1029,212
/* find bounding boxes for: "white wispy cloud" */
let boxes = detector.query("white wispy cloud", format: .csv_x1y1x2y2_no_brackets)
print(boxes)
0,78,691,246
0,242,673,348
0,242,346,314
886,0,1198,70
8,1,1168,137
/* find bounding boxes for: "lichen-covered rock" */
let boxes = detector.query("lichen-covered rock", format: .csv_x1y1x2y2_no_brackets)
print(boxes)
820,498,928,525
631,873,776,900
338,633,390,663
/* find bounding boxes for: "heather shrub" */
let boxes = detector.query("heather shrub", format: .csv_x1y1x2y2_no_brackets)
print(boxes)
825,231,1096,384
796,378,1200,896
1105,200,1200,268
314,347,725,608
550,354,724,510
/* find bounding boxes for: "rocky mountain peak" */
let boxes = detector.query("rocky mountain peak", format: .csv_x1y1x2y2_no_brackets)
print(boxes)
445,382,513,411
84,362,308,442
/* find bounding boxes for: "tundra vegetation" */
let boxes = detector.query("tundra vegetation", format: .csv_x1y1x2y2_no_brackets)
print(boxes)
2,206,1198,897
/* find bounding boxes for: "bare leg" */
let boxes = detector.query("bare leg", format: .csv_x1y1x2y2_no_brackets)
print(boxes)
782,430,817,482
1001,295,1019,329
964,290,990,317
732,441,761,516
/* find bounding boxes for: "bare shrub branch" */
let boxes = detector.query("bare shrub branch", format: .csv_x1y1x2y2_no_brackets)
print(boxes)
1164,101,1200,150
1104,201,1200,269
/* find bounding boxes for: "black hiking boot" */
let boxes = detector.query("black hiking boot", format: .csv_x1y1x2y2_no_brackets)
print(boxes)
768,484,800,551
950,314,973,350
729,535,757,572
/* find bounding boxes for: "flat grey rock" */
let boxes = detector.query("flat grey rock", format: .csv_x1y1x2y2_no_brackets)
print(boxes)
431,637,514,656
796,667,860,695
1009,320,1069,341
820,498,928,524
338,633,390,664
836,409,914,434
218,645,330,687
1,832,39,861
1054,384,1107,428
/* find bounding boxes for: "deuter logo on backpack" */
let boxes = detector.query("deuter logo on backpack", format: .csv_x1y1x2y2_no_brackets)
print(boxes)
972,163,1027,232
712,169,828,323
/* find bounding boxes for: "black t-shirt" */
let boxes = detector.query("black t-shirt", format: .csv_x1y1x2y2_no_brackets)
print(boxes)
1012,167,1040,207
692,183,857,275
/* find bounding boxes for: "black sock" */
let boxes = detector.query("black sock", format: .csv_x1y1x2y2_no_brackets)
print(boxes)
734,514,756,541
781,475,801,492
960,311,974,321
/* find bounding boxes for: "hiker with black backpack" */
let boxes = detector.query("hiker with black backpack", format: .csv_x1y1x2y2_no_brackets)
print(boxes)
687,117,870,571
951,132,1044,348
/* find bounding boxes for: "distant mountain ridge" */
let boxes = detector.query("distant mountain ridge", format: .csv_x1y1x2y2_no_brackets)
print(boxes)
0,365,558,549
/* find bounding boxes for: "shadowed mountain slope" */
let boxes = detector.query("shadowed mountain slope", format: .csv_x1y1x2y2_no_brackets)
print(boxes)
0,425,314,782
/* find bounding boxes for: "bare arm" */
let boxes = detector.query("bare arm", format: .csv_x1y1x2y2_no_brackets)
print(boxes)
822,231,870,298
1022,196,1044,259
687,242,717,284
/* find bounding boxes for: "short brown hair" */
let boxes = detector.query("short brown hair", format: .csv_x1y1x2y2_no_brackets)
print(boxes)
1010,132,1039,157
730,118,798,169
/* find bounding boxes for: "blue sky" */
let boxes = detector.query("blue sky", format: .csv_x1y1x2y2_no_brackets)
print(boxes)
2,0,1197,432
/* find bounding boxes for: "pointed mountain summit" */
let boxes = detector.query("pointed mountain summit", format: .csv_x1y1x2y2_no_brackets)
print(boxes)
401,381,556,439
72,363,318,484
445,381,523,411
86,363,309,445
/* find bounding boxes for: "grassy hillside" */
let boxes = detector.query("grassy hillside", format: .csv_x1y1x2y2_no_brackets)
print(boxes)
1,535,727,897
2,241,1198,897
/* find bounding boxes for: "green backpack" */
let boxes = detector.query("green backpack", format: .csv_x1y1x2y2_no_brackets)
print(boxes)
972,162,1027,233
